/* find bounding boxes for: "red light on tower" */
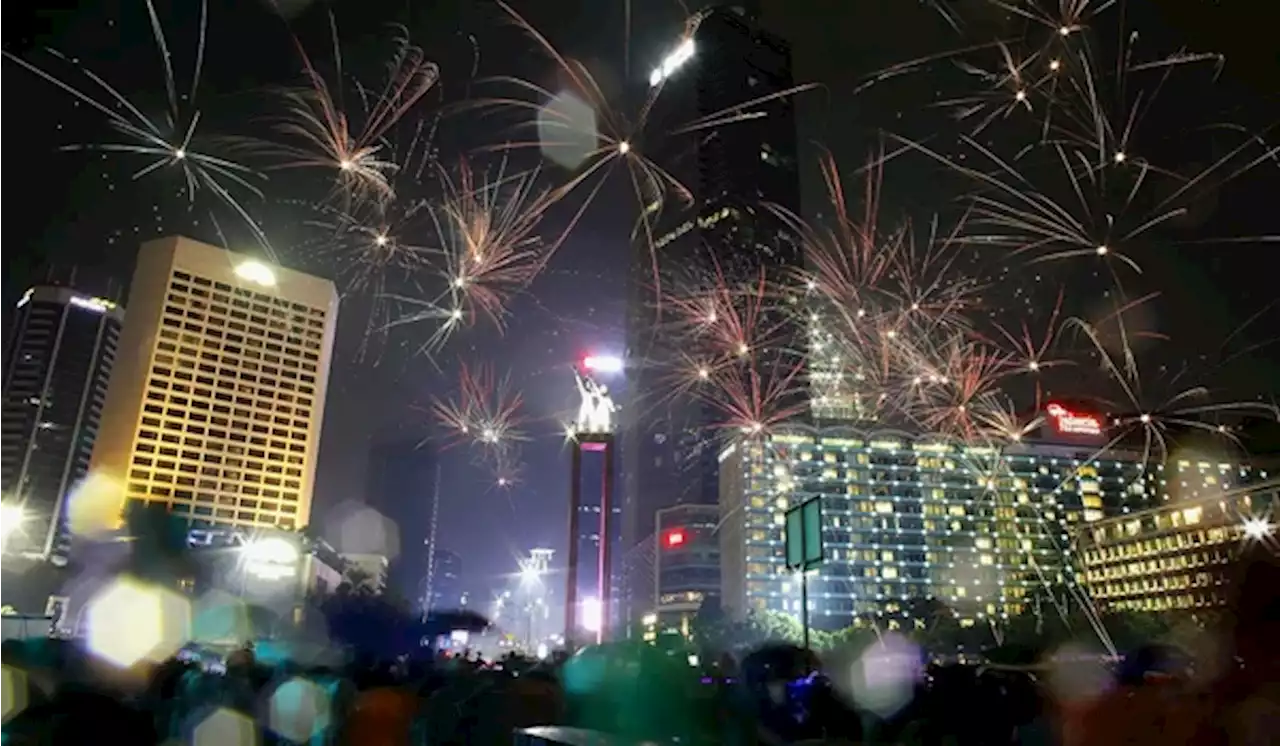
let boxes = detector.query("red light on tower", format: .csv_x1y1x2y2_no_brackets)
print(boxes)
664,528,686,548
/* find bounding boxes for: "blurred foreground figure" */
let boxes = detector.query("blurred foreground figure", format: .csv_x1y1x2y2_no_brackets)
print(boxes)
1064,546,1280,746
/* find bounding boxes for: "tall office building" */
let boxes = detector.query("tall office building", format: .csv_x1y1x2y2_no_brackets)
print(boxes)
90,236,338,532
2,287,124,560
622,6,805,618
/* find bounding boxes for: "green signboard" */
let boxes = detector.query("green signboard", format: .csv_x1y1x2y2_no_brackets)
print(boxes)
784,497,824,571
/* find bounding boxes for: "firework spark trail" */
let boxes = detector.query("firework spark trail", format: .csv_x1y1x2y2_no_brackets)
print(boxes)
359,157,575,357
767,149,1005,430
732,109,1270,644
883,1,1279,287
430,362,527,459
698,354,810,440
490,448,526,492
471,1,819,295
1066,316,1280,466
3,0,270,250
258,19,439,206
430,158,567,329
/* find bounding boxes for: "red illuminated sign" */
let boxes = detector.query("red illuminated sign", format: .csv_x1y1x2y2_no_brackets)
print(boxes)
664,528,686,548
1046,403,1103,436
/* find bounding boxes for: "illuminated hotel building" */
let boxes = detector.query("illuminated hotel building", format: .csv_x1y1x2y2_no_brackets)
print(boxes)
2,287,124,561
90,236,338,532
1078,461,1275,614
622,6,805,619
718,425,1155,629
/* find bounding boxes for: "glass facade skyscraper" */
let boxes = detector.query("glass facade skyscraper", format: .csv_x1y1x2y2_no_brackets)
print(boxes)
2,286,124,561
622,6,805,620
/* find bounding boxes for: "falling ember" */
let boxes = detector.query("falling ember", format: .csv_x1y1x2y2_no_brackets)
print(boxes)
1049,59,1061,71
1113,152,1127,163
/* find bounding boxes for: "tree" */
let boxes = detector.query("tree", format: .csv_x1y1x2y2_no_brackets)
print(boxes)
690,595,729,649
335,565,374,598
123,501,196,589
904,598,965,652
824,624,878,653
1101,611,1172,651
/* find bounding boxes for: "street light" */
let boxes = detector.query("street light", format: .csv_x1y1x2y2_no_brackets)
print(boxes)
240,537,300,581
1243,517,1273,541
519,561,542,587
1,503,25,549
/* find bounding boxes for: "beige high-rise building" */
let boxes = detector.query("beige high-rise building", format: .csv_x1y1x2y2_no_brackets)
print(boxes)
90,236,339,532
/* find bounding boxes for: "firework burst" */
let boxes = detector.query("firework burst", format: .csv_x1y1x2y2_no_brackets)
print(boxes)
1068,315,1279,465
4,0,268,247
430,362,527,459
892,0,1278,287
429,158,566,328
259,19,439,206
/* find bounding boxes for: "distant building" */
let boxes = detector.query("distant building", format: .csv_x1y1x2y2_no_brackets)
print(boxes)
90,237,339,532
424,547,462,613
652,504,720,638
2,286,124,562
342,552,390,594
621,7,806,625
364,436,437,600
1078,467,1275,614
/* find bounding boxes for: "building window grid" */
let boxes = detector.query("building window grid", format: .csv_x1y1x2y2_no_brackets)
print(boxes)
1076,491,1275,612
124,276,328,530
735,442,1127,620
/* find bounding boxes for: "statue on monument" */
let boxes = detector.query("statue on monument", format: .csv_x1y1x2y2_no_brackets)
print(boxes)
574,371,616,433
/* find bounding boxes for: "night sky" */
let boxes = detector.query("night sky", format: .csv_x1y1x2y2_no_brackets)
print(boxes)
5,0,1278,603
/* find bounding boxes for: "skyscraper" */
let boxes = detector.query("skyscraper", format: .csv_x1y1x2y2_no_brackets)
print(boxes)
90,236,338,532
364,435,438,600
2,287,124,560
622,7,804,617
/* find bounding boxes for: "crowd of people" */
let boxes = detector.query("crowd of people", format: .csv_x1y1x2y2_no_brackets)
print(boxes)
2,550,1276,746
2,625,1275,745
